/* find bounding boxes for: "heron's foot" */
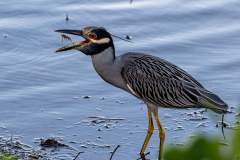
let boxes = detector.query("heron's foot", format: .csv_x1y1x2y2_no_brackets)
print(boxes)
138,152,150,160
140,152,146,160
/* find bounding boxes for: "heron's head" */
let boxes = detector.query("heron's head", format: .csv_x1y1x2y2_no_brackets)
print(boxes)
55,26,114,55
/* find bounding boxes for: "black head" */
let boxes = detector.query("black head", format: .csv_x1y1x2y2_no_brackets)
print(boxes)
55,26,114,55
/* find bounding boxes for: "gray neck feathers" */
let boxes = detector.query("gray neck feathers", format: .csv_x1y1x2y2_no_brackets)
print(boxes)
91,47,115,66
91,47,127,90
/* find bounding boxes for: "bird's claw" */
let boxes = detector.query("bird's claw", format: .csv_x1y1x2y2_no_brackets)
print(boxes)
137,152,150,160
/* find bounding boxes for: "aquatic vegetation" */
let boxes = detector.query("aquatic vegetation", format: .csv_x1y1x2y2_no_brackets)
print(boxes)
0,153,18,160
165,114,240,160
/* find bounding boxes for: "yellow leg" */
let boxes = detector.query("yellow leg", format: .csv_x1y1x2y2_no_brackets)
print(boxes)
140,109,154,158
153,110,165,160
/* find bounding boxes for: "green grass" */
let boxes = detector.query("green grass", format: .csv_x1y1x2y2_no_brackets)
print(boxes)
0,153,18,160
164,112,240,160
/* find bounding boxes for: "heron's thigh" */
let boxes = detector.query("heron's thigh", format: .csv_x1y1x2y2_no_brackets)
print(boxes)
146,103,158,113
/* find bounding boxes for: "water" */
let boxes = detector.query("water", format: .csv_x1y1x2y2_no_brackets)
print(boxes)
0,0,240,159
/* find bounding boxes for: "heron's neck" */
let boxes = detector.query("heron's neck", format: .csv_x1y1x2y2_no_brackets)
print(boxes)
91,47,126,90
91,47,115,66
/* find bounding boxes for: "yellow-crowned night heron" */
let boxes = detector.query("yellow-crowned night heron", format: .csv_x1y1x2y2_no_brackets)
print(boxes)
55,26,228,160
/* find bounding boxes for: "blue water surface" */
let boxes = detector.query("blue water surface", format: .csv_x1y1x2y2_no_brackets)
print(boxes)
0,0,239,159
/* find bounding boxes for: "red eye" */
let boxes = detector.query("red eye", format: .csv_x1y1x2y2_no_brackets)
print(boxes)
88,33,97,39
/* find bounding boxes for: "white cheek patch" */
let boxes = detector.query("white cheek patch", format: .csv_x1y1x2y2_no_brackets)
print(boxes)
91,38,110,44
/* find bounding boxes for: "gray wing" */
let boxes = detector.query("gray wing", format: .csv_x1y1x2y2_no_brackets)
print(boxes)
121,54,228,112
121,54,210,108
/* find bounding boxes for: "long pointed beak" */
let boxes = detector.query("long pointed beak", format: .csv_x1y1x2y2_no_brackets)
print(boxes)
55,29,84,52
55,29,83,36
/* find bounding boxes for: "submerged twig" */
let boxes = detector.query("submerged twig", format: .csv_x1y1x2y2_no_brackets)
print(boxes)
222,114,226,140
73,151,84,160
109,145,120,160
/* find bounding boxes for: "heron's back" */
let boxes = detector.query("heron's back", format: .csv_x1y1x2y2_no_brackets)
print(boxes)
121,53,228,113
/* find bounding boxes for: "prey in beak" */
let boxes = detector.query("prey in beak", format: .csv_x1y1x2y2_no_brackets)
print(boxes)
55,27,131,53
55,29,91,52
55,26,122,56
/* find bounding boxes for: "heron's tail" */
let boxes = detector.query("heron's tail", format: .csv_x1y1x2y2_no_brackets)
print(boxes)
198,89,228,113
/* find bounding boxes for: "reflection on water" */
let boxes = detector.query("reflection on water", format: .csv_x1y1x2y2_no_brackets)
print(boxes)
0,0,239,159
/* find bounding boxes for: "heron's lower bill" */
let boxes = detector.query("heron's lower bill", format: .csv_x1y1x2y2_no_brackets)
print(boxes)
56,41,81,52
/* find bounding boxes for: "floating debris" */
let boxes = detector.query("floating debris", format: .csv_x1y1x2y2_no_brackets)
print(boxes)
216,121,230,128
174,125,184,131
0,123,7,129
73,96,80,99
81,116,125,130
103,123,111,129
0,136,43,160
164,113,172,118
2,34,8,38
188,116,207,121
219,141,229,146
184,110,208,121
28,153,43,160
230,106,235,109
86,142,111,148
80,144,87,148
82,95,92,99
115,100,124,104
87,116,125,121
125,35,132,40
175,143,184,146
196,121,209,128
96,107,102,111
40,138,68,148
215,121,239,130
69,141,77,144
65,13,69,21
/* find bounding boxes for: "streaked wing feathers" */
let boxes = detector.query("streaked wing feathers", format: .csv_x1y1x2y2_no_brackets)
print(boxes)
121,55,203,107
